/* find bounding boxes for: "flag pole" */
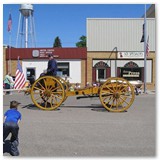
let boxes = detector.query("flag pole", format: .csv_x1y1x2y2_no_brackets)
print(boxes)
144,4,147,94
9,31,12,73
8,11,12,74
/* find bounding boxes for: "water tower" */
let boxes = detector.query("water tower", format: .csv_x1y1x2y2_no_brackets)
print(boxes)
16,4,36,48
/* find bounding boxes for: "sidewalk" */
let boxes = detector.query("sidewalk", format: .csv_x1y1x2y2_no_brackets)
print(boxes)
140,90,155,95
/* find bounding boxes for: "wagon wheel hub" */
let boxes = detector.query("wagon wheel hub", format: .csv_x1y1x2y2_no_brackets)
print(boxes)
113,92,120,99
44,90,51,97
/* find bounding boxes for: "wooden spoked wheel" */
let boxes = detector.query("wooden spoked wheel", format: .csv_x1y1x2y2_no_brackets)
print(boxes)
30,76,65,110
58,77,69,102
99,77,135,112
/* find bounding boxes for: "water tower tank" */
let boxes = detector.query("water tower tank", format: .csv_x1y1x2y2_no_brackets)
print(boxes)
16,4,36,48
19,4,33,17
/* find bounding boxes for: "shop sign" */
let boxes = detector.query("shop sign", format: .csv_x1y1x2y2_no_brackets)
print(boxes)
118,52,144,59
122,70,140,77
32,49,59,58
121,68,141,81
39,49,54,57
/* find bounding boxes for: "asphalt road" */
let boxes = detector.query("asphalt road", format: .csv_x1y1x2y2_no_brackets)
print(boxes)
3,92,156,157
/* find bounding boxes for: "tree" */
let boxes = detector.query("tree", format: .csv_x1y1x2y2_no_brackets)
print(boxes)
76,35,86,47
53,36,62,47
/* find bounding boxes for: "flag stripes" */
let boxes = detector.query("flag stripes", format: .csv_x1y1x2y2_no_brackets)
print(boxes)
14,59,26,89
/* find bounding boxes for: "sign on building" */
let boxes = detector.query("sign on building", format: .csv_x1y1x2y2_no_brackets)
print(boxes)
118,52,144,59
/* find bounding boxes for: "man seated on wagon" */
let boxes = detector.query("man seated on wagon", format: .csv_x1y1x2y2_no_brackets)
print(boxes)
46,53,57,76
39,53,57,78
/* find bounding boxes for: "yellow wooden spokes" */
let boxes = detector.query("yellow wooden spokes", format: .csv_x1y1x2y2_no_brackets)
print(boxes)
31,76,65,110
99,77,135,112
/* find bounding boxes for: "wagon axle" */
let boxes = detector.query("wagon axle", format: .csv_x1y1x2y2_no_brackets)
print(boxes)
43,90,51,97
113,92,120,99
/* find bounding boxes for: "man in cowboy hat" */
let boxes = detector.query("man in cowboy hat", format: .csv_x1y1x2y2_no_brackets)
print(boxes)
3,101,22,156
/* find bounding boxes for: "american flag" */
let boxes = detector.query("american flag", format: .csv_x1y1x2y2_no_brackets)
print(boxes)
146,36,149,56
7,12,12,32
14,59,26,89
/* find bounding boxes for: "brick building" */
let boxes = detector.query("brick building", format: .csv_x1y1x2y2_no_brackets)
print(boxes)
4,47,87,87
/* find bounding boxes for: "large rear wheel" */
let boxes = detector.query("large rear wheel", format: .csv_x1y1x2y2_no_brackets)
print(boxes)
99,77,135,112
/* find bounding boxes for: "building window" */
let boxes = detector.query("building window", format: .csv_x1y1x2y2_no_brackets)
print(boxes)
57,62,69,77
120,61,142,81
26,68,36,85
97,69,106,79
124,61,139,68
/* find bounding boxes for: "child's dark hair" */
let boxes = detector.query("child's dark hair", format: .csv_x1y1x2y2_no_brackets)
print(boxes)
10,101,21,109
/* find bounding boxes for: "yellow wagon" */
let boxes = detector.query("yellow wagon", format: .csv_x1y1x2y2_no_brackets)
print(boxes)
29,76,135,112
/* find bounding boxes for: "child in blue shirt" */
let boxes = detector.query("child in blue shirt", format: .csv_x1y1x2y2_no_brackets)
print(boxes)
3,101,22,156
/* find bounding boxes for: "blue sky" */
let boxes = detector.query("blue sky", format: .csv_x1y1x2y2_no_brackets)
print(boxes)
3,4,151,48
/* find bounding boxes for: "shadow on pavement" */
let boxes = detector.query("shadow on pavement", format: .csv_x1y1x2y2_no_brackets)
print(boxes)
22,103,127,113
22,104,40,110
22,104,60,111
91,108,109,112
62,104,110,112
61,104,104,109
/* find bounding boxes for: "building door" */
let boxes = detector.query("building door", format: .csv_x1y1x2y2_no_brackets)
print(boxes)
93,61,110,83
26,68,35,85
